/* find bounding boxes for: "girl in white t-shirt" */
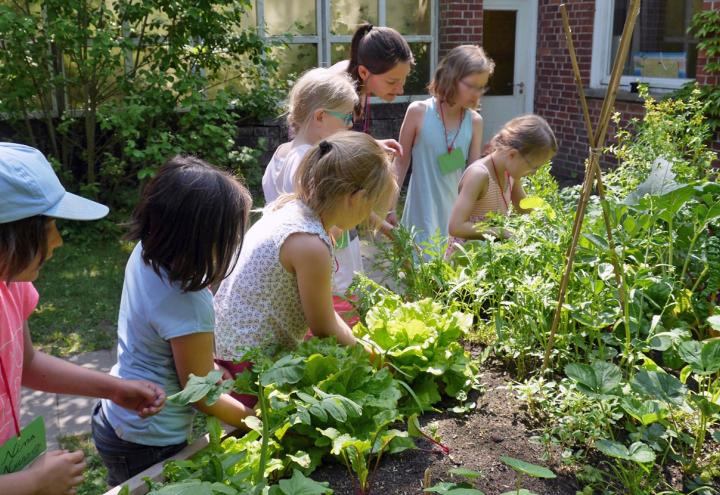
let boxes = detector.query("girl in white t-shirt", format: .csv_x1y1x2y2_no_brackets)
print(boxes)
262,68,363,322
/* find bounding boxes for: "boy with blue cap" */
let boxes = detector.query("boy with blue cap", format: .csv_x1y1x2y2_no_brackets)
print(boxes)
0,143,165,495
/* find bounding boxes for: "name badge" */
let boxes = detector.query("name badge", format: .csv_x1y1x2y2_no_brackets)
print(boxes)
438,147,465,175
0,417,46,474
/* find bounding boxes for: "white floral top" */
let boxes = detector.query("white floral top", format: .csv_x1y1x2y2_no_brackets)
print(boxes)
214,199,332,359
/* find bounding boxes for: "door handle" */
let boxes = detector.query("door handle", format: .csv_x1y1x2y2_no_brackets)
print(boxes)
515,82,525,94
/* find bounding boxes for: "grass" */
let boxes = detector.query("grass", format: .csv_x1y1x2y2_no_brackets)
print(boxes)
57,433,109,495
29,221,132,357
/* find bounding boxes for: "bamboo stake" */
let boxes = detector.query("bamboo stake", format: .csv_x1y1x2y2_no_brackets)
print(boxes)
558,3,631,354
542,0,641,372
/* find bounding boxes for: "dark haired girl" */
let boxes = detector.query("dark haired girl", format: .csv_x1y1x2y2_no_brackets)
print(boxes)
92,156,255,486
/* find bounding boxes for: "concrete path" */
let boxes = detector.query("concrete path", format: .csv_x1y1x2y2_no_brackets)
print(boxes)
21,348,117,450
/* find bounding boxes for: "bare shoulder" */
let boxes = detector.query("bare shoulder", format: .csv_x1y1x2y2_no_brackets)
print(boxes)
469,109,484,125
404,100,428,121
460,160,490,194
280,232,332,273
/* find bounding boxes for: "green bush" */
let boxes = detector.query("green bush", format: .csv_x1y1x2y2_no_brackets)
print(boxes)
0,0,285,207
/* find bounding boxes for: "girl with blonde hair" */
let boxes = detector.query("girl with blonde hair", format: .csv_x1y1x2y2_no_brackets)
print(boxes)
216,131,396,365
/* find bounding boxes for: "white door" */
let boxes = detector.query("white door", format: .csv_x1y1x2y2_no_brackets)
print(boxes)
480,0,538,146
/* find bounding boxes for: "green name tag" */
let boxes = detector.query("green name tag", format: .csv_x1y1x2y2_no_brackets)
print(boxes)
0,417,46,474
335,230,350,249
438,147,465,175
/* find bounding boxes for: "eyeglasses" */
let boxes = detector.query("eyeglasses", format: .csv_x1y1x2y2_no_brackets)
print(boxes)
459,79,490,95
325,109,354,126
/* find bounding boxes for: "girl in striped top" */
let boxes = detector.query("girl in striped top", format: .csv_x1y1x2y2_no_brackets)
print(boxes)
446,114,557,254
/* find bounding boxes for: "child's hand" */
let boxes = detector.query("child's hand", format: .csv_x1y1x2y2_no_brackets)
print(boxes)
385,211,398,226
376,138,403,158
29,450,85,495
214,361,233,381
111,379,166,418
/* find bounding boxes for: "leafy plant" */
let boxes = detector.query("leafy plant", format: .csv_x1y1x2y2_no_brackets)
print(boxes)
499,456,555,495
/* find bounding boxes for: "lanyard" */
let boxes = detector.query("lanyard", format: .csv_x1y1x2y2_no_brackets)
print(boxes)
490,154,510,211
438,101,464,153
0,354,21,437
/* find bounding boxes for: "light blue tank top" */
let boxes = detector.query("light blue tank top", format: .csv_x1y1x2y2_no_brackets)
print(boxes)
401,97,473,247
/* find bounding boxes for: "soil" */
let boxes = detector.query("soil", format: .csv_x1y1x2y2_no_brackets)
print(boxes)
311,367,580,495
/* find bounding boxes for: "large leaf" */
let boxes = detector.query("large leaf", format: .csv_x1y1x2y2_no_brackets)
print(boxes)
620,397,669,425
630,370,686,407
595,440,655,464
425,483,486,495
678,339,720,376
260,355,305,386
275,469,333,494
499,456,556,479
168,371,230,406
564,361,622,399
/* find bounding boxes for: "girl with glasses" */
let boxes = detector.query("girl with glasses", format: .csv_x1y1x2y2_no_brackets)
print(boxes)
446,114,558,256
388,45,494,250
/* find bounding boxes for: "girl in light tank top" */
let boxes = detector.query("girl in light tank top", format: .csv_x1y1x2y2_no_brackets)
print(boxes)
389,45,494,249
446,114,558,257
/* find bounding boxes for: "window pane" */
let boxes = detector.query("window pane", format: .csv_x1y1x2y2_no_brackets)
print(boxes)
483,10,516,96
272,43,318,80
611,0,701,79
265,0,316,35
386,0,431,35
405,42,430,95
331,0,377,35
331,43,351,65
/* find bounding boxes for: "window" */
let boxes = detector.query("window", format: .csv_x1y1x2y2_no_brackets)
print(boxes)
249,0,437,100
591,0,702,92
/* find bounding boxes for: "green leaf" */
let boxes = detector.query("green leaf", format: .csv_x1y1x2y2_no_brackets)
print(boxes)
688,394,720,417
595,440,655,464
168,370,227,406
499,456,556,479
276,469,332,494
620,398,669,425
631,370,687,407
425,482,486,495
678,339,720,375
499,490,538,495
449,467,484,480
709,316,720,331
564,361,622,399
260,355,305,387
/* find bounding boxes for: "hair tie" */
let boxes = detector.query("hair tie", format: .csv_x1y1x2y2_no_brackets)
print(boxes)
318,140,332,156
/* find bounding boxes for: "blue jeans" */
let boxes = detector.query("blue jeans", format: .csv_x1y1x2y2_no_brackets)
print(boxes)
91,402,187,486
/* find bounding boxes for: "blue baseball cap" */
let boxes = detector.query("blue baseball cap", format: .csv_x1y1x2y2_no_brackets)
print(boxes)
0,142,109,223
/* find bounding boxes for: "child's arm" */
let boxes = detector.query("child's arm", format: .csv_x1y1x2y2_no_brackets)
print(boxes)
170,333,254,429
388,102,424,224
280,233,356,346
511,180,530,213
467,112,485,164
448,164,490,240
21,324,165,418
0,450,85,495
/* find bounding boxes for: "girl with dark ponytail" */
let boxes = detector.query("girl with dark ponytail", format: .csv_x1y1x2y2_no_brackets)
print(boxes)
332,23,413,140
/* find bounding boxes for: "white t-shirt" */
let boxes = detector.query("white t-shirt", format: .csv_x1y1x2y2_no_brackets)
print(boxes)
261,141,363,295
262,143,313,203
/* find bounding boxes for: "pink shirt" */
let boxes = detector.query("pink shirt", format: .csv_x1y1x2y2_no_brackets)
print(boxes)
0,281,38,444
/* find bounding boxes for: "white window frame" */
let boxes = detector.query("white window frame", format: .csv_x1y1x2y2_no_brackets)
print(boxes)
590,0,697,92
256,0,438,102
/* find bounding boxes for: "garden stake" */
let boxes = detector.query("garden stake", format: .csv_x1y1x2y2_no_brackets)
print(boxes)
542,0,641,373
559,3,632,360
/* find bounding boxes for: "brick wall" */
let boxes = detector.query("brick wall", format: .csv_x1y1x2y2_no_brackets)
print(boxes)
438,0,484,58
535,0,719,182
697,0,720,87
